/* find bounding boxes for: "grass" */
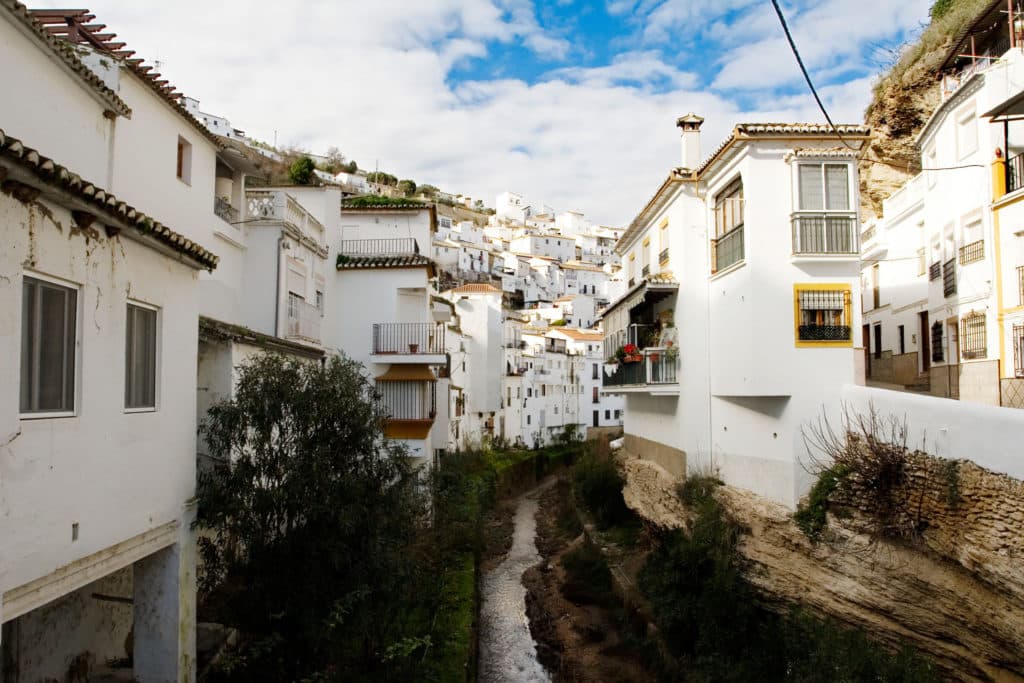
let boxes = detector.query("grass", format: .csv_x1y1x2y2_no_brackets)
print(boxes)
560,540,615,607
419,553,476,682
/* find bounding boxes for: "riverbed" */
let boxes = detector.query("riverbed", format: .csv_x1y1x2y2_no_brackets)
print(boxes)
478,483,552,683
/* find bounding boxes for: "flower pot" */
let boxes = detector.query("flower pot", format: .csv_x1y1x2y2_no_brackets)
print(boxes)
408,343,419,353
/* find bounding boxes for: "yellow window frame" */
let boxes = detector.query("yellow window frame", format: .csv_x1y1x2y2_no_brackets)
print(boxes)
793,283,853,348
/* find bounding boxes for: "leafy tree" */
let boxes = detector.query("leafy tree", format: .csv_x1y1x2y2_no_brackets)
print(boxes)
473,199,486,210
344,159,358,174
418,184,439,198
318,146,345,174
397,179,417,197
366,171,398,186
197,353,428,680
287,156,316,185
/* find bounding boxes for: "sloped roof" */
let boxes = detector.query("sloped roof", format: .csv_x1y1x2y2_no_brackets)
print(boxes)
551,328,603,341
448,283,502,295
336,253,433,271
27,8,223,149
341,195,429,211
0,128,218,270
3,1,131,117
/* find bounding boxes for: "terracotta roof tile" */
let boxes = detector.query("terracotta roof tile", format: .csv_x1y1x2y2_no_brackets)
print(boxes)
336,253,433,270
0,128,218,270
448,283,502,295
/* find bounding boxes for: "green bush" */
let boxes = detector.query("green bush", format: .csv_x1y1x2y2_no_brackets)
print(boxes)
930,0,954,19
419,554,475,682
572,452,632,529
794,464,849,540
287,156,315,185
560,540,614,607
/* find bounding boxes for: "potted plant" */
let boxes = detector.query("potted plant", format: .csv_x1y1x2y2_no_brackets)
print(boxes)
408,343,419,353
623,343,642,363
612,345,627,364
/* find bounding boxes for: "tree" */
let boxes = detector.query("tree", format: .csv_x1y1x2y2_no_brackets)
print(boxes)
397,179,417,197
318,146,345,174
366,171,398,186
288,155,315,185
197,353,428,680
344,159,358,174
418,184,439,199
474,199,486,211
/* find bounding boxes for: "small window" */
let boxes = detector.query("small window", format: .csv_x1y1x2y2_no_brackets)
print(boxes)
957,107,978,160
20,276,77,415
126,303,158,410
176,136,192,184
931,322,945,363
315,290,324,315
960,312,986,360
527,414,532,425
794,285,852,346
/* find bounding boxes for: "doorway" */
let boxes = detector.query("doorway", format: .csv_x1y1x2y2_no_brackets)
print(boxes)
919,312,930,373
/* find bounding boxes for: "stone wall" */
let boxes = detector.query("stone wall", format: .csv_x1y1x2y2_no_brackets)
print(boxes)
619,453,1024,681
623,432,686,479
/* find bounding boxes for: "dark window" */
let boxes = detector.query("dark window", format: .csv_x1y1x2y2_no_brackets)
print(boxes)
960,313,986,360
898,325,905,355
125,304,158,409
592,363,599,380
797,288,852,342
592,386,599,404
873,325,882,359
931,322,944,363
1014,324,1024,377
20,276,77,414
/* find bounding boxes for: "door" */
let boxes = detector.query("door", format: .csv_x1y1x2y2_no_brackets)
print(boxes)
919,312,930,372
873,324,882,360
862,324,871,376
593,410,599,427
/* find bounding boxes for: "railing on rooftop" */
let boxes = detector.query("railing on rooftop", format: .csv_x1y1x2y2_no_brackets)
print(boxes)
792,214,858,255
711,225,744,273
246,190,326,243
372,322,446,355
214,196,238,224
943,258,957,298
340,238,420,256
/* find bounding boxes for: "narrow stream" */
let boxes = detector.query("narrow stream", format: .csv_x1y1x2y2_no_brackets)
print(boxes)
478,484,552,683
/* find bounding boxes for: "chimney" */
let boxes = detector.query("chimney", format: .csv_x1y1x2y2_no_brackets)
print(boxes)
676,113,704,170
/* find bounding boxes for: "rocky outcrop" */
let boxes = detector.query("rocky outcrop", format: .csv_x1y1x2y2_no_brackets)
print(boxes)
619,455,1024,682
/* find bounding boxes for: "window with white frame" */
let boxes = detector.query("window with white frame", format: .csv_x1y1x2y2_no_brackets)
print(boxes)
126,303,158,409
793,163,856,254
21,276,78,414
925,144,937,188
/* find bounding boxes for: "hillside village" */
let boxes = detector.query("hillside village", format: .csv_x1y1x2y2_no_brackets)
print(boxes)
2,0,1024,682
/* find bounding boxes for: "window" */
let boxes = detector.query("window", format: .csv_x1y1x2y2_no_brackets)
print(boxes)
957,107,978,159
917,248,926,276
592,386,599,404
315,290,324,315
794,285,852,346
1013,324,1024,377
925,144,937,188
527,414,532,425
794,163,855,254
931,322,944,363
125,303,158,409
960,312,986,360
20,276,77,414
614,409,621,419
176,136,192,184
898,325,906,355
605,409,610,419
712,178,744,272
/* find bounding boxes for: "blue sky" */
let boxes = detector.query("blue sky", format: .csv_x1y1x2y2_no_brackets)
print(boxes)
35,0,933,225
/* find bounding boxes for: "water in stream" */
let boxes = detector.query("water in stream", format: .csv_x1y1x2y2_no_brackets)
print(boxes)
478,486,552,683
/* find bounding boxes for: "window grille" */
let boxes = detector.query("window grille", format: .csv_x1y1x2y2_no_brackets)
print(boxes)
958,239,984,265
20,276,77,413
929,262,941,281
943,258,957,297
1014,324,1024,378
796,288,851,342
931,322,944,363
959,313,986,360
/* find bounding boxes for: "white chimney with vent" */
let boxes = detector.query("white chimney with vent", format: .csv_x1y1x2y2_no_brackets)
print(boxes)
677,113,704,170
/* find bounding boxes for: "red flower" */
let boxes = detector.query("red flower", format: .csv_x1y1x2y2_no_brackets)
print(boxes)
624,343,639,355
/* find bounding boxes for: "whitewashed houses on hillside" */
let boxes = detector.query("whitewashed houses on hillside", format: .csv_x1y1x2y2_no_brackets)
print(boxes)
604,114,868,507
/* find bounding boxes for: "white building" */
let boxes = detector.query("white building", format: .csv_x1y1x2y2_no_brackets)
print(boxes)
510,233,576,262
547,329,624,433
603,114,867,507
331,197,449,464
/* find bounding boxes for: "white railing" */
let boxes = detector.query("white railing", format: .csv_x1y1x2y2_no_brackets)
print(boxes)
792,214,858,255
287,298,321,342
246,190,326,248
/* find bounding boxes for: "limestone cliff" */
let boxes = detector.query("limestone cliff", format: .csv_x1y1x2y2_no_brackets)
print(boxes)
620,453,1024,682
860,0,993,219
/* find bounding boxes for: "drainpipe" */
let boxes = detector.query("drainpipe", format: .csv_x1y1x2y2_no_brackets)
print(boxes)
274,234,285,338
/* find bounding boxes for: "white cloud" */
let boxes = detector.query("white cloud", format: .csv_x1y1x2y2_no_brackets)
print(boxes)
28,0,929,225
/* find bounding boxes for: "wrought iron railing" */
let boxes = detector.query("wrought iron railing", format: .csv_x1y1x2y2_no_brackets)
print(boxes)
340,238,419,256
1013,323,1024,378
214,196,238,224
286,296,321,342
798,325,852,342
929,262,941,281
602,348,678,388
943,258,957,298
1008,152,1024,194
959,239,984,265
792,214,858,254
376,380,436,421
960,313,987,360
372,323,445,355
712,225,744,273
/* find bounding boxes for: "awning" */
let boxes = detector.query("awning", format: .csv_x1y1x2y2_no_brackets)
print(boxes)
375,365,437,382
983,89,1024,121
597,274,678,323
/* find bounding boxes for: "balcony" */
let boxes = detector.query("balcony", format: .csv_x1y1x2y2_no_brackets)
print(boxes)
602,348,679,395
376,373,437,441
371,322,446,364
246,190,327,255
792,214,857,255
340,238,419,256
711,225,744,273
943,258,957,298
214,196,238,224
1008,153,1024,194
286,296,321,343
959,239,984,266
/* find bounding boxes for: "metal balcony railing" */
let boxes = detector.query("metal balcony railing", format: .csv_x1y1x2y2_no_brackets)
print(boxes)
603,348,678,388
943,258,957,298
792,214,857,254
372,322,445,355
711,225,744,273
959,239,984,266
340,238,419,256
1008,152,1024,194
286,297,321,342
214,196,238,224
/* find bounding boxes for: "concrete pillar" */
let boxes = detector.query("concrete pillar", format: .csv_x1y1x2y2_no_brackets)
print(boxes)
133,509,196,683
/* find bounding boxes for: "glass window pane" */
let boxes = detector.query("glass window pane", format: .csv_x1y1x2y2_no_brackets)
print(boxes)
20,277,76,413
825,165,850,210
126,304,157,409
799,165,823,210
